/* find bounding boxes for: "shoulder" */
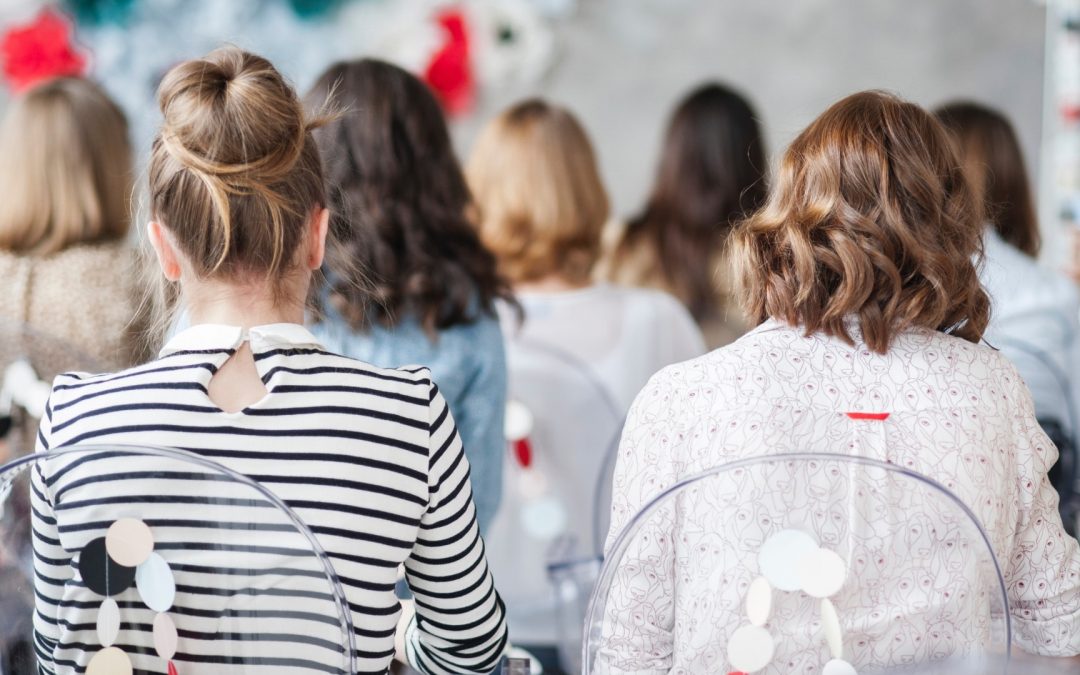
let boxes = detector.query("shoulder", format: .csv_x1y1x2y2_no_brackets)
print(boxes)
981,235,1079,314
606,284,694,322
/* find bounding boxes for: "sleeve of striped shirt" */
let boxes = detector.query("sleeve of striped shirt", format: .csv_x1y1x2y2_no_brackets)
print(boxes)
402,379,508,674
31,397,68,674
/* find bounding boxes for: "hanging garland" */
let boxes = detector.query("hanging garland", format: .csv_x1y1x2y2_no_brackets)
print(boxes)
0,9,87,92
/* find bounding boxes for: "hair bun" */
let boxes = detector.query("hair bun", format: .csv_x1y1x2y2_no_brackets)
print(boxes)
156,46,306,184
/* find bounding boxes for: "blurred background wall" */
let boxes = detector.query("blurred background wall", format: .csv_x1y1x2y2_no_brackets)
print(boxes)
454,0,1046,219
0,0,1051,223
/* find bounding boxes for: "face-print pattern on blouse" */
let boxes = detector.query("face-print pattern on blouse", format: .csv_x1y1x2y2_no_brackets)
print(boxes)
598,320,1080,672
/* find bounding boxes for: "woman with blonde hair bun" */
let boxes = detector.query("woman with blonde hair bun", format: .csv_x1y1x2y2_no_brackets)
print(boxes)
601,91,1080,671
29,47,507,674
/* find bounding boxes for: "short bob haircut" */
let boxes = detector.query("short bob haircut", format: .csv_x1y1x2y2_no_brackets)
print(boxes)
935,101,1040,258
0,77,132,255
730,90,989,354
467,99,610,285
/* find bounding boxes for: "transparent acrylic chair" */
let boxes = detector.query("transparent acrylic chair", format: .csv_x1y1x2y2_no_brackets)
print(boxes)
487,338,624,672
583,453,1011,675
993,336,1080,536
0,320,108,461
0,445,356,675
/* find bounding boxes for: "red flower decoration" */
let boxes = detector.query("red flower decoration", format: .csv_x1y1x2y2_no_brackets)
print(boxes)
1,10,88,93
423,7,474,115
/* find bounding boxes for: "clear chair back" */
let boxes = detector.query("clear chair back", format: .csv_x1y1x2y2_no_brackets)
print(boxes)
584,453,1010,675
487,338,623,670
0,445,355,674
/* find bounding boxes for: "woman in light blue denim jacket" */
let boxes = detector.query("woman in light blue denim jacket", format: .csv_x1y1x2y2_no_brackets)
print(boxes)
306,59,515,534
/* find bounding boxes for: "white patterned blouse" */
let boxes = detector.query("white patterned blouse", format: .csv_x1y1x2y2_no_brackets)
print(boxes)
600,319,1080,673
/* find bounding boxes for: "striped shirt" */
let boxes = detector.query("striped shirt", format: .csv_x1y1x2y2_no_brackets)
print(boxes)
30,323,508,675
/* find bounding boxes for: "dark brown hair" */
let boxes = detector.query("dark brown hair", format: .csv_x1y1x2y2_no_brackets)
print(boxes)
730,90,989,354
612,83,766,318
935,101,1039,257
467,99,610,284
0,77,132,255
149,47,327,284
307,59,512,332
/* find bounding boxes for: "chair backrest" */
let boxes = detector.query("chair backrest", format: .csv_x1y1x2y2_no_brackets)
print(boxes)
584,453,1011,675
0,445,356,675
0,319,106,383
993,336,1079,535
0,320,107,458
486,338,624,655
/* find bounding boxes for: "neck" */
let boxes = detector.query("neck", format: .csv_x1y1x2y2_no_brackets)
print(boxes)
184,278,307,329
515,274,594,294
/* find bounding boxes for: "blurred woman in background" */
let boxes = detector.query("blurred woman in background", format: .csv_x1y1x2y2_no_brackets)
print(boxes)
937,101,1080,533
0,77,139,370
307,59,513,534
467,98,704,670
597,82,767,348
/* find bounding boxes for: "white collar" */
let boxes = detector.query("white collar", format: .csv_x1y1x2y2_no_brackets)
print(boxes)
159,323,324,357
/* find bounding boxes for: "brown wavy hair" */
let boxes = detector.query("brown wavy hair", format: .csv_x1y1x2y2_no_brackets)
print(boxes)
730,90,989,354
935,101,1039,257
611,83,766,319
306,59,512,333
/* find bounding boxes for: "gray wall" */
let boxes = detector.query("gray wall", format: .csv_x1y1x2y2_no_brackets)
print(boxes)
453,0,1047,220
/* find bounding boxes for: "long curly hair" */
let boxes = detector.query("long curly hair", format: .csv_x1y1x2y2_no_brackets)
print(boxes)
935,101,1040,258
307,59,512,333
729,90,989,354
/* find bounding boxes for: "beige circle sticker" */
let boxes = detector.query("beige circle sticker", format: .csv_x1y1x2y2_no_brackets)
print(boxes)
106,518,154,567
86,646,132,675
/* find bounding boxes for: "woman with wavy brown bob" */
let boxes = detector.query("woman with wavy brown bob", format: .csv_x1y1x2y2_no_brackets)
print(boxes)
601,91,1080,672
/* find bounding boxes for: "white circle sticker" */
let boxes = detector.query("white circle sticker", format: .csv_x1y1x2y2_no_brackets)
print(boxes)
96,597,120,647
136,553,176,612
820,597,843,659
746,576,772,627
798,547,847,598
504,400,534,441
822,657,858,675
521,497,567,540
727,624,775,673
758,529,818,591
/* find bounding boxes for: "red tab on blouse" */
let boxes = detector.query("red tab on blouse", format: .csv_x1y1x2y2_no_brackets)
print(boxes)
513,438,533,468
845,412,890,421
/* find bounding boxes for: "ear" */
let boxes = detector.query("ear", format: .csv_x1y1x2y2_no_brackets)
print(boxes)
307,207,330,270
147,221,182,282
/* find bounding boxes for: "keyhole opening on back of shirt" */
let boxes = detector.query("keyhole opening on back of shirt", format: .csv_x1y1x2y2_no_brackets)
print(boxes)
207,341,269,413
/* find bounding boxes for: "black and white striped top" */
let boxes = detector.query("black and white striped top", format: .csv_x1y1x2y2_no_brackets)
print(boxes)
30,323,508,675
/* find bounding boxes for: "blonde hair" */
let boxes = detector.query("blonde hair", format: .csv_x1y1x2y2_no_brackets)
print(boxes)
148,46,327,284
0,77,132,255
730,91,989,354
467,99,609,284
